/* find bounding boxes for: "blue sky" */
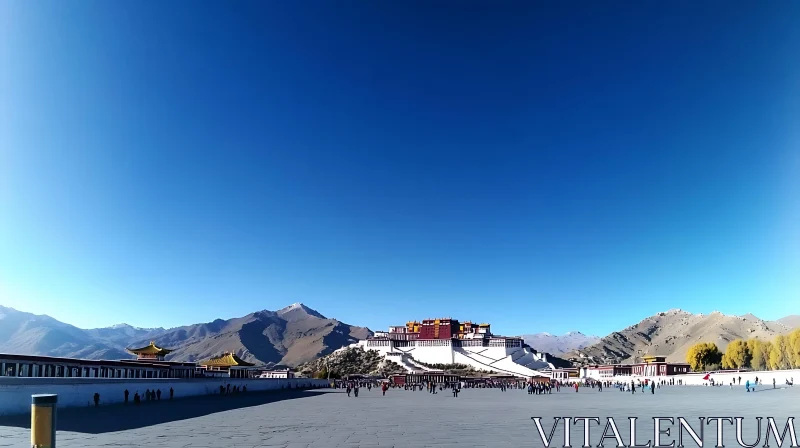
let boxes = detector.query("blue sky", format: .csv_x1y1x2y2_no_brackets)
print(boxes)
1,1,798,337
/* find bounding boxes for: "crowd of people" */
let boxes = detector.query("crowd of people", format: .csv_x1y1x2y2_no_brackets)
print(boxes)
120,386,176,405
331,371,798,400
333,378,567,397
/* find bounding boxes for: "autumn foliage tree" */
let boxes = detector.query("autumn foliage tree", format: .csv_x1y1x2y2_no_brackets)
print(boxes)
714,329,800,371
686,342,722,371
721,339,751,369
748,339,768,370
789,330,800,368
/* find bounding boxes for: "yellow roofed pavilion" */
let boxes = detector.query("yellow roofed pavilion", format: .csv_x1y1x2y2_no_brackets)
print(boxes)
641,355,667,363
126,341,173,361
199,352,255,368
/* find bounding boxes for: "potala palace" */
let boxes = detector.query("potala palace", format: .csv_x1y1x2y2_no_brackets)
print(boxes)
353,318,556,377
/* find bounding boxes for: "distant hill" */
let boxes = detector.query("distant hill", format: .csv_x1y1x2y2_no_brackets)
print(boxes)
84,323,167,346
0,303,371,367
567,309,793,364
522,331,599,356
297,346,406,378
0,305,129,360
774,315,800,329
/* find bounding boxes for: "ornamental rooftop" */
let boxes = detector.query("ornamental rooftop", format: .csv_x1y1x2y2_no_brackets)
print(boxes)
372,318,518,341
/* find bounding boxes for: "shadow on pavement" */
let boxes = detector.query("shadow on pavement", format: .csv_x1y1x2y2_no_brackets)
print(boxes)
751,386,791,392
0,389,330,434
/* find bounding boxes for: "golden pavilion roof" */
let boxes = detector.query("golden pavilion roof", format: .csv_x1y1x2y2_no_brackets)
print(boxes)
126,341,173,356
199,352,255,368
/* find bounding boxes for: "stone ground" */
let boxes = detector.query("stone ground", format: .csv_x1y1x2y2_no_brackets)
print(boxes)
1,384,798,447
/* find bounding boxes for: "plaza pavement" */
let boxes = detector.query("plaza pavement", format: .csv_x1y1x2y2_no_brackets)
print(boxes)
1,385,798,447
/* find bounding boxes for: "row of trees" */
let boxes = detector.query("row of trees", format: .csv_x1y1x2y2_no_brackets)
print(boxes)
685,328,800,372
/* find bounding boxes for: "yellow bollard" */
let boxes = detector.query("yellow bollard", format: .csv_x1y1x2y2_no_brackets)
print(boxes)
31,394,57,448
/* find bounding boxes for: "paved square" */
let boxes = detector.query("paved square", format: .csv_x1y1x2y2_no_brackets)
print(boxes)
1,385,798,447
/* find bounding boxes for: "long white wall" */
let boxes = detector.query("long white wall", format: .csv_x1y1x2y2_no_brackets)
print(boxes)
0,377,329,416
576,369,800,386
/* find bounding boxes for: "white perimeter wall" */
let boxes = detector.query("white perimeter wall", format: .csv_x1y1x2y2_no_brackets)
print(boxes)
0,377,328,416
576,369,800,386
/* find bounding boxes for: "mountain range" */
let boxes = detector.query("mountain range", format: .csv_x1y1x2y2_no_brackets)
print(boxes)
567,309,800,365
522,331,600,356
2,303,798,369
0,303,371,367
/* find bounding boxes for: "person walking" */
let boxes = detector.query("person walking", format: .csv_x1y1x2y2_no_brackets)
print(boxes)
124,389,129,404
156,389,162,400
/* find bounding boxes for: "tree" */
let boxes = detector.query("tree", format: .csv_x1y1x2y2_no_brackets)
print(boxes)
769,335,791,370
753,340,774,370
312,368,328,379
686,342,722,371
788,329,800,369
722,339,751,369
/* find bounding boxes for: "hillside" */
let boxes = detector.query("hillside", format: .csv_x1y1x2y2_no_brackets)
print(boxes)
143,303,372,366
567,309,792,364
522,331,599,356
775,315,800,329
0,306,130,359
0,303,371,367
296,346,406,378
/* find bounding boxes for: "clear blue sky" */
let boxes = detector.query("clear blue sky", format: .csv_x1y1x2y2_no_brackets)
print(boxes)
1,1,798,337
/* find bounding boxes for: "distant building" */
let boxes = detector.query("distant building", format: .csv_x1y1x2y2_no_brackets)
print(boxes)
548,367,579,380
126,341,173,361
631,355,690,376
581,365,633,378
259,368,295,379
579,356,690,379
0,340,197,379
198,352,257,379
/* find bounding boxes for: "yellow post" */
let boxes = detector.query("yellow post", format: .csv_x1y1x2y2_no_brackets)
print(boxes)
31,394,57,448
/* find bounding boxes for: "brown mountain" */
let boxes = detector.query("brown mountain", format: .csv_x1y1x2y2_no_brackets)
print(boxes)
130,303,372,367
0,303,371,367
567,309,793,365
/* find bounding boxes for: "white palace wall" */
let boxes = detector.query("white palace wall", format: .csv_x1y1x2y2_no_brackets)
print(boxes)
360,338,549,377
0,377,329,416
